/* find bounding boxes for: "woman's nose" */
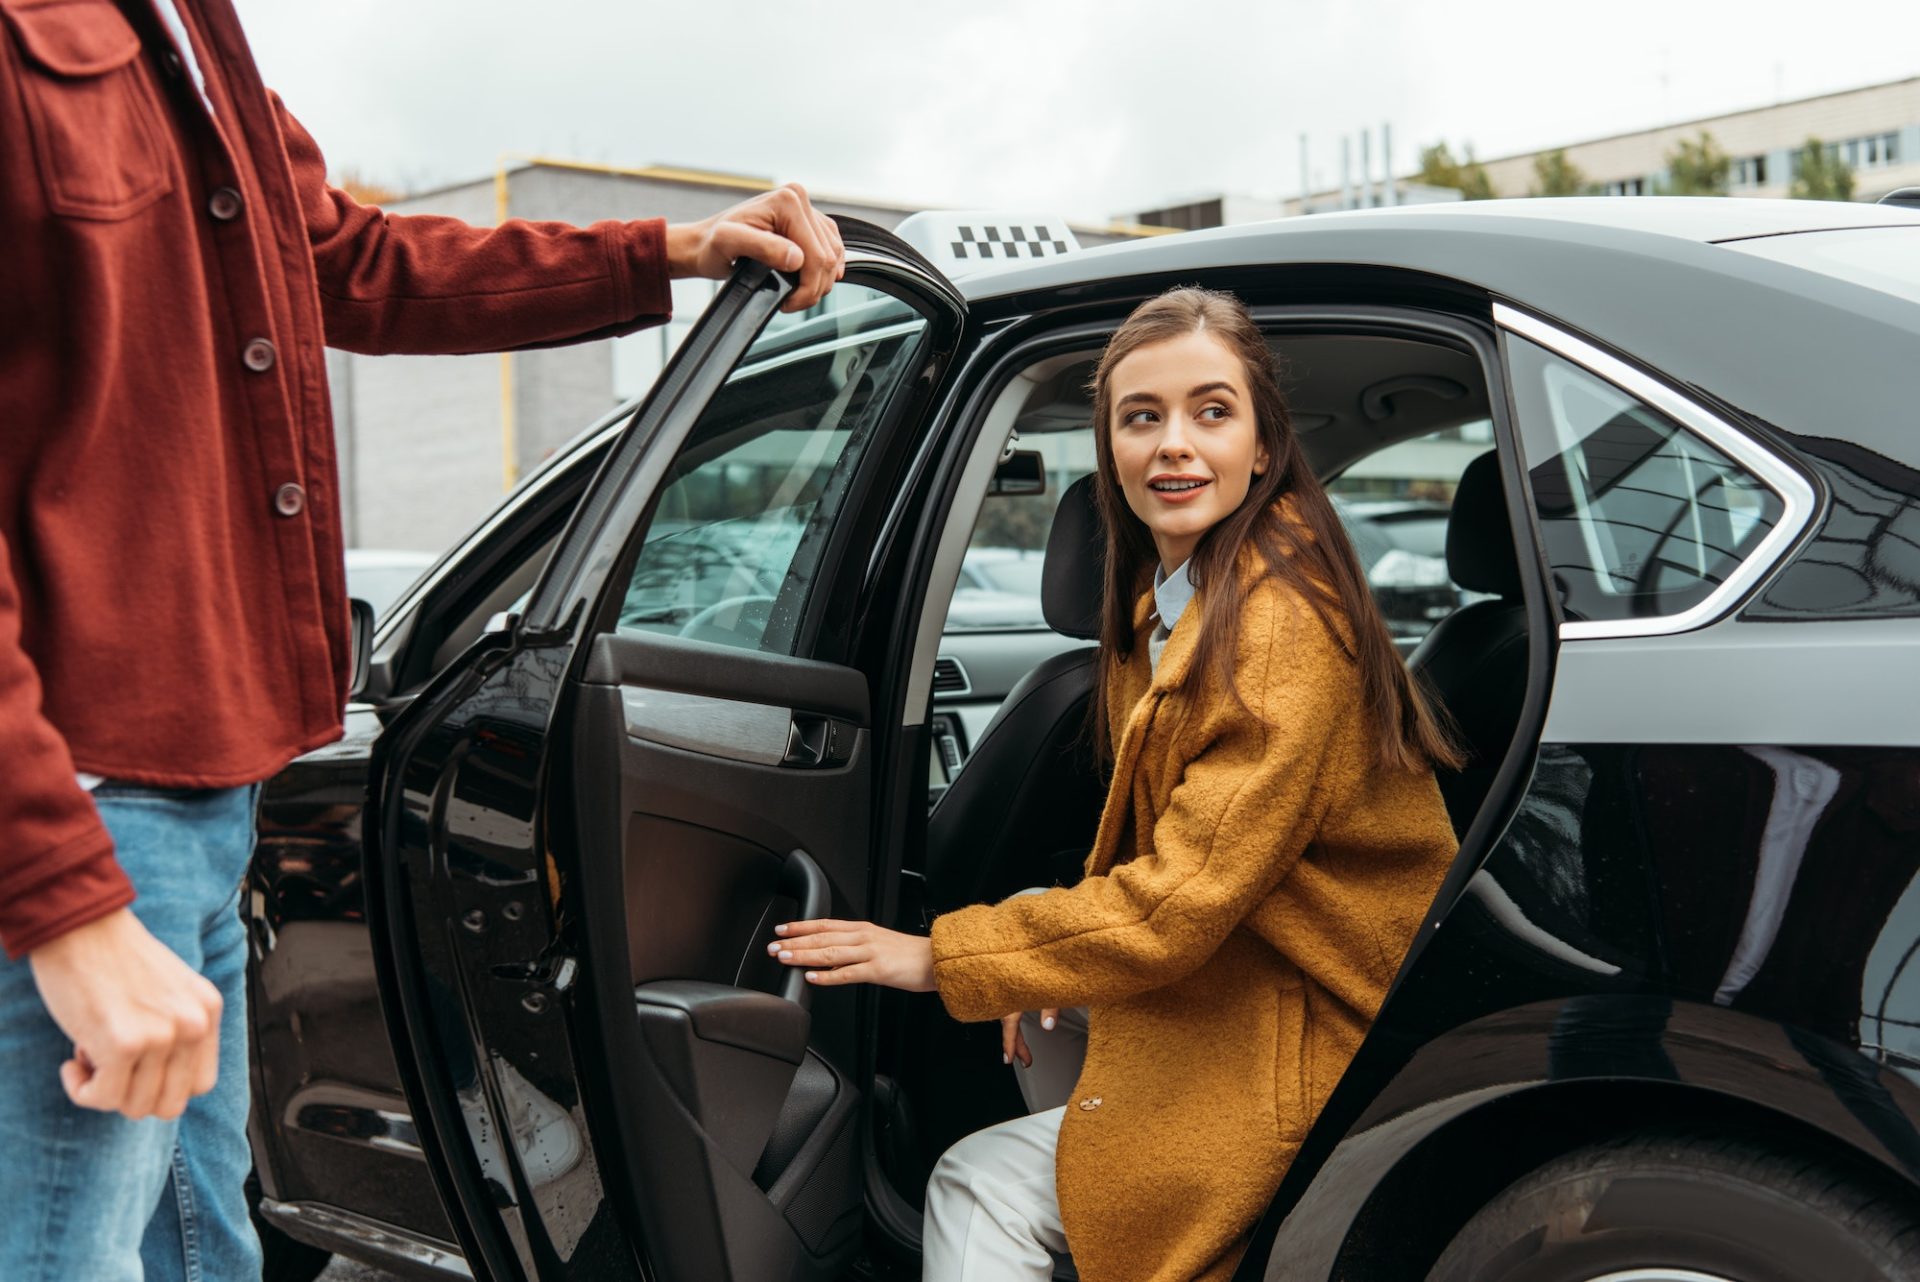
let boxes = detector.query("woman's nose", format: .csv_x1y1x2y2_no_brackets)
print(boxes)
1158,415,1195,458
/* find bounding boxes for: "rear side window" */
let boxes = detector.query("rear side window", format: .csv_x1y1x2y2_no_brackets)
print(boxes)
1507,335,1785,626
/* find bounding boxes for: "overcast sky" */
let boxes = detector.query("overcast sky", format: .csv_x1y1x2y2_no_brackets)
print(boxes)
235,0,1920,222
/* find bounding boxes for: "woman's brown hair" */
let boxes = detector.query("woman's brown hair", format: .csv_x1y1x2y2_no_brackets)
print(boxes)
1087,286,1462,774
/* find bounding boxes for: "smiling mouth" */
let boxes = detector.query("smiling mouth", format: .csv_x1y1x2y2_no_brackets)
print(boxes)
1148,478,1210,493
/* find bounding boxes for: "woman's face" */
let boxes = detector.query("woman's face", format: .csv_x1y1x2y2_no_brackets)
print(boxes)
1108,328,1269,573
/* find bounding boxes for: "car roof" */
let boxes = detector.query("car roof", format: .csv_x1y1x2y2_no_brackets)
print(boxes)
958,197,1920,446
960,197,1920,303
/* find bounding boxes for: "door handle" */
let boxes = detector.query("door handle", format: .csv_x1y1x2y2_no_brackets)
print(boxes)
782,714,854,768
778,849,830,1008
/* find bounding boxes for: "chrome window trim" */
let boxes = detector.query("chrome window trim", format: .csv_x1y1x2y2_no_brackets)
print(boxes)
1493,302,1817,641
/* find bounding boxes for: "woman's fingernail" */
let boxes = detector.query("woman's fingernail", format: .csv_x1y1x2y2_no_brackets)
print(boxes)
1041,1016,1055,1030
1003,1053,1011,1065
804,972,818,982
774,924,789,935
766,942,781,955
778,950,792,961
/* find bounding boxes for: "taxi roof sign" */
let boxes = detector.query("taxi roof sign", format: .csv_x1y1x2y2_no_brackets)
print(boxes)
892,212,1082,278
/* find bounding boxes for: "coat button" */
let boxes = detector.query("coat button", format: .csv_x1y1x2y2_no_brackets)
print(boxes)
162,50,184,78
208,187,242,221
273,483,306,517
242,338,276,372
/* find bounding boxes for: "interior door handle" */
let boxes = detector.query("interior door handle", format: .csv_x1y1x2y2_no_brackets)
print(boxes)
778,849,830,1008
782,714,855,768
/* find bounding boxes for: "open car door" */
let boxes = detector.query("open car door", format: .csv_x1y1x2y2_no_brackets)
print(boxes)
368,223,966,1281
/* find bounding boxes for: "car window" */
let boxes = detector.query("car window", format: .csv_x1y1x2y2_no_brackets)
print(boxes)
1506,335,1784,626
1329,421,1496,652
615,284,929,652
944,427,1095,633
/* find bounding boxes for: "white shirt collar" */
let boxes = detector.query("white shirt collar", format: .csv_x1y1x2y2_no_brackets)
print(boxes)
1152,559,1195,632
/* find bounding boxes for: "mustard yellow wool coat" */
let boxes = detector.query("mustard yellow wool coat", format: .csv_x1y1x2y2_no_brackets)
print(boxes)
929,571,1459,1282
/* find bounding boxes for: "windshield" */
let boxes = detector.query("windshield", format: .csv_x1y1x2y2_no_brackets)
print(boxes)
1722,226,1920,304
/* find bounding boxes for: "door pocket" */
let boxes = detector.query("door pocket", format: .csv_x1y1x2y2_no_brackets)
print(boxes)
1,0,174,219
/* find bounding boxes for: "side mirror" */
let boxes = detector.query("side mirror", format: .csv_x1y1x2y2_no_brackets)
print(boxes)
348,598,376,703
988,448,1048,497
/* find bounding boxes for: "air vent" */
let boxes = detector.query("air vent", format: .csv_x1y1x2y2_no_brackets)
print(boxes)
932,656,971,696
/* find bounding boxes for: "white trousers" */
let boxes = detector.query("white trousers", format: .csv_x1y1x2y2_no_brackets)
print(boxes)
922,1006,1090,1282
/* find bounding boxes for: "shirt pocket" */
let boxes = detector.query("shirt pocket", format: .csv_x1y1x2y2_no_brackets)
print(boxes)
1,0,173,219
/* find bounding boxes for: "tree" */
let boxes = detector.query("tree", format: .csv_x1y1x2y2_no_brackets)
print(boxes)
1530,149,1590,197
1660,131,1730,196
1416,142,1496,201
1789,138,1856,201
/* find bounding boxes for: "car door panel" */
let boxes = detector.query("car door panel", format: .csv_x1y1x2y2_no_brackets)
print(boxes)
369,224,964,1282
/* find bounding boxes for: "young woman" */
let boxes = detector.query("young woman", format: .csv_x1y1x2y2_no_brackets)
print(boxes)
769,287,1462,1282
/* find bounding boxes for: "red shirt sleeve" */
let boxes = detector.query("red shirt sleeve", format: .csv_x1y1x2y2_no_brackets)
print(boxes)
0,531,132,960
273,95,673,357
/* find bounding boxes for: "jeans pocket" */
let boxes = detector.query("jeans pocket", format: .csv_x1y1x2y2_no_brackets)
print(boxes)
0,0,174,219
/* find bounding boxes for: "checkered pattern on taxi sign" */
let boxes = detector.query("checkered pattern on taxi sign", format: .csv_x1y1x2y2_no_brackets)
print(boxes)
950,224,1071,261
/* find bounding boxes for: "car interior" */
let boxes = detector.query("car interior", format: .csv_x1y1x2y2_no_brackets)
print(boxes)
868,323,1531,1265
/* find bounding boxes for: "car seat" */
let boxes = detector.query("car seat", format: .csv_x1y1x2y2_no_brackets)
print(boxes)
1408,450,1531,834
923,474,1107,913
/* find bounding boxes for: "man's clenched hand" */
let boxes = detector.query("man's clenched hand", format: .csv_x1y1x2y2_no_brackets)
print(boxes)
29,908,222,1120
667,182,847,313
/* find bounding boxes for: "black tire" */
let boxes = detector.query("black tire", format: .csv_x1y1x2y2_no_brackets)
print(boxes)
1429,1132,1920,1282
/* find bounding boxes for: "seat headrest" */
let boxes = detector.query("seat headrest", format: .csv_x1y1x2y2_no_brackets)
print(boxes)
1042,474,1104,640
1446,450,1522,599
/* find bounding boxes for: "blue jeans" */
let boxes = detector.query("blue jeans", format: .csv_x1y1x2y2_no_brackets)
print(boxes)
0,784,263,1282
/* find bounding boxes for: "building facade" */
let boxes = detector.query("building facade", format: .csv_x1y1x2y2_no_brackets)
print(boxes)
330,162,1145,552
1475,75,1920,200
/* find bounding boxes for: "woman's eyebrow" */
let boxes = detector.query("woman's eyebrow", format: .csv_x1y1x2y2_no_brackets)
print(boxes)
1190,381,1239,399
1115,390,1163,409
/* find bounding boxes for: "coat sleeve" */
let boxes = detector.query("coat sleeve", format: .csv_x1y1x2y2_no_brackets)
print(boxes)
0,532,131,959
274,97,672,357
929,590,1354,1021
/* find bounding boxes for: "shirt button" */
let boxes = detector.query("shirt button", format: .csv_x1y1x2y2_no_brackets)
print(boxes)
208,187,242,221
273,483,306,517
243,338,276,372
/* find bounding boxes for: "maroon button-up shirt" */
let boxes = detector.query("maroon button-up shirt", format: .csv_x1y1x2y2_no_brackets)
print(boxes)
0,0,671,956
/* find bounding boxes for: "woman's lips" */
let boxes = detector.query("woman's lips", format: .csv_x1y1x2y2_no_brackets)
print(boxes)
1147,478,1211,504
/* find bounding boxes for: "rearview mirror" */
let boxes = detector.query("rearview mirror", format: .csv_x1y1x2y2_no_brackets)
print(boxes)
988,449,1047,497
348,598,375,703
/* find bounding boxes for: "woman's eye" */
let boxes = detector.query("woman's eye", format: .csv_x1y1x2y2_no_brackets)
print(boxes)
1123,410,1157,426
1199,404,1229,421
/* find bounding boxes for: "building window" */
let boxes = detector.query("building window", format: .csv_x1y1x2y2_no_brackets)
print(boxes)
1136,198,1224,232
1603,176,1650,197
1826,131,1901,172
1731,154,1769,188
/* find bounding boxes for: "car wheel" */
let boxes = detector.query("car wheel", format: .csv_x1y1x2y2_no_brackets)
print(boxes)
1428,1132,1920,1282
248,1171,333,1282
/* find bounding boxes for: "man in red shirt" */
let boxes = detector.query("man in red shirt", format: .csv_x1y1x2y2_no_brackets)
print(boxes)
0,0,845,1276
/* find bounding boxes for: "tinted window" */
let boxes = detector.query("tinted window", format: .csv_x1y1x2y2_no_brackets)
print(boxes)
1507,336,1784,625
1723,226,1920,305
617,285,928,652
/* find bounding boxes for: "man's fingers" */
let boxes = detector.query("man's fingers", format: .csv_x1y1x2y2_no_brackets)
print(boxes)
713,222,803,275
155,1042,201,1121
67,1043,131,1112
119,1045,168,1119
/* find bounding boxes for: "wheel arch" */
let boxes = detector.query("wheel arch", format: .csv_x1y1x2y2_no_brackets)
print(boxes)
1254,997,1920,1281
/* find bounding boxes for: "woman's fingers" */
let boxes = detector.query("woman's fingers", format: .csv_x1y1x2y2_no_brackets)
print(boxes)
1040,1007,1059,1032
773,918,863,940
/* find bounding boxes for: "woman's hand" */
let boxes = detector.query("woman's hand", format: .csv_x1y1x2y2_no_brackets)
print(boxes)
1000,1008,1060,1067
768,919,936,992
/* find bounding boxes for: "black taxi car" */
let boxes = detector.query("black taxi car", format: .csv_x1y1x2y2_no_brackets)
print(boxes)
247,197,1920,1282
